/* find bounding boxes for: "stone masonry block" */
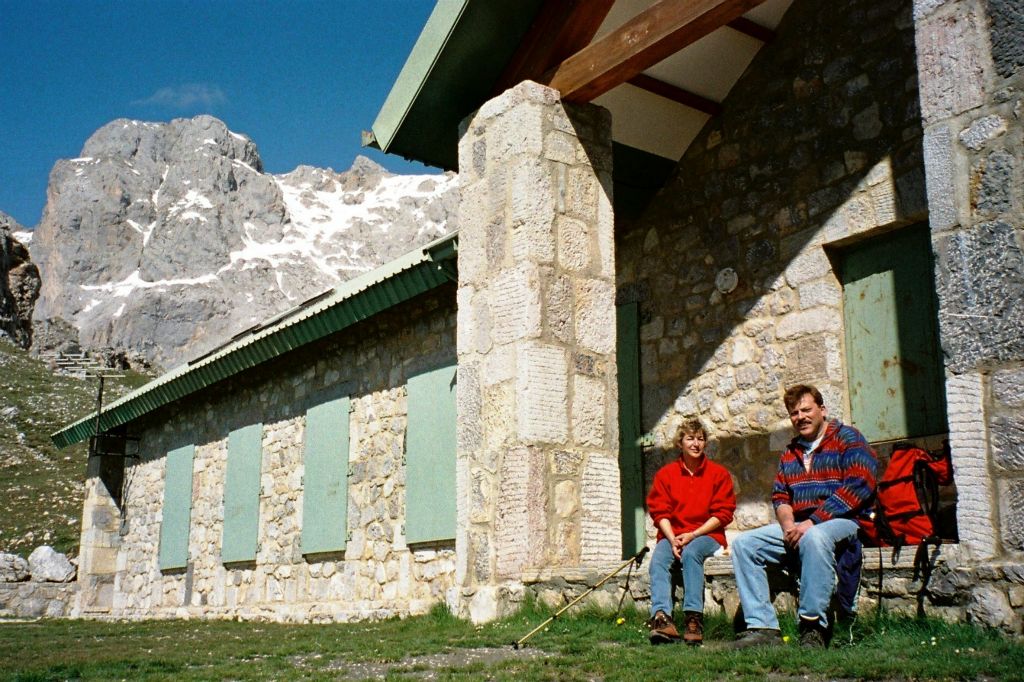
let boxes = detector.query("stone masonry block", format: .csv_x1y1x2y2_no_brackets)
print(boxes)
572,374,607,448
936,221,1024,372
557,215,592,273
959,114,1008,151
476,80,560,123
482,344,516,387
1002,479,1024,552
456,363,482,454
991,413,1024,472
993,368,1024,407
494,446,548,576
456,285,475,355
516,344,569,444
798,279,841,309
596,185,615,278
488,105,545,162
574,278,616,355
783,246,831,287
545,274,574,346
946,371,998,559
580,452,621,565
775,308,841,340
914,0,952,21
988,0,1024,78
922,123,960,231
490,264,542,345
564,167,599,222
544,130,577,164
869,180,898,226
915,7,987,123
509,162,556,263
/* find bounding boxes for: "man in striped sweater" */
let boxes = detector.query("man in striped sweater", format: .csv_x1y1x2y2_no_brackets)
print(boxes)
730,384,877,649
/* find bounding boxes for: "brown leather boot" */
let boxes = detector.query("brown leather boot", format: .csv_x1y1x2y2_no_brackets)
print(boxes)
682,611,703,646
647,610,681,644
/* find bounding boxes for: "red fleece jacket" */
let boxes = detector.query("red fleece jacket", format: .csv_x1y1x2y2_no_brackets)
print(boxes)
647,456,737,548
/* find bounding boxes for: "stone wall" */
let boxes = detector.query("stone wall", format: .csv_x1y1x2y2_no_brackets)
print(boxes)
616,0,929,527
915,0,1024,567
80,286,459,622
0,581,76,618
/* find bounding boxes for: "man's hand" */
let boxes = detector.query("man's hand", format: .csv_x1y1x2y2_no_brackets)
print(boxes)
783,520,814,548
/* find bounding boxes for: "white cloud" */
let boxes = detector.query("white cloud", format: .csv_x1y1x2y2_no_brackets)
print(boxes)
133,83,227,109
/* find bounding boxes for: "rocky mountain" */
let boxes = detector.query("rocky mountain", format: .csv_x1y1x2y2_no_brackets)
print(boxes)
29,115,458,369
0,212,41,349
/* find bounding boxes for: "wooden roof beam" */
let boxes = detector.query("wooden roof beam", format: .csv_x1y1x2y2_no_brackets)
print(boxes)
627,74,722,116
493,0,616,96
543,0,768,103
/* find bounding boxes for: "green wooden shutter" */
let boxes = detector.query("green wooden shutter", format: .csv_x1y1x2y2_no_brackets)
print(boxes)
221,422,263,563
406,364,457,544
301,395,351,554
617,302,646,557
158,443,195,570
840,224,948,441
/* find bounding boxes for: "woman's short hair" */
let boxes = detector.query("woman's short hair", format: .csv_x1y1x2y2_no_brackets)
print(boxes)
674,419,707,448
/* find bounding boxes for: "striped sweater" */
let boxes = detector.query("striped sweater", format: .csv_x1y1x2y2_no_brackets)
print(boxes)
771,419,878,524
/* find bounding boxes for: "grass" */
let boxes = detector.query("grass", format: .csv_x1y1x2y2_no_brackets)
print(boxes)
0,339,151,557
2,604,1022,681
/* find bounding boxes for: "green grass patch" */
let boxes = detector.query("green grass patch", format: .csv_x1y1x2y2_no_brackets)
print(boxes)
2,608,1021,681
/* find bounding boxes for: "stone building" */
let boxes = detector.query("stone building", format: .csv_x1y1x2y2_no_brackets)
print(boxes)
56,0,1023,629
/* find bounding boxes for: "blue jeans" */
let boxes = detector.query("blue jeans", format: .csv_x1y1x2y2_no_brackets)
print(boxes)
730,519,859,629
649,535,721,616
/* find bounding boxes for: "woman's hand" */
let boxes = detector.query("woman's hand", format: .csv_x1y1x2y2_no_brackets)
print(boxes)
670,534,686,559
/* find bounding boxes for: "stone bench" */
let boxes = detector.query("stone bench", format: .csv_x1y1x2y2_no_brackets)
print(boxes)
523,543,968,623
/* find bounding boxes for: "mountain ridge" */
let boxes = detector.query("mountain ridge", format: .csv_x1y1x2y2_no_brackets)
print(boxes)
28,115,458,369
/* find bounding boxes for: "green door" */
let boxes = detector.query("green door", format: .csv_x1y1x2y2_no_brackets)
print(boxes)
406,363,457,544
840,224,947,441
616,302,645,557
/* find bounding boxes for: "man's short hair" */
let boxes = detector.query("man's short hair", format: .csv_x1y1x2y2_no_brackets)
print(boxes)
674,419,708,447
783,384,824,411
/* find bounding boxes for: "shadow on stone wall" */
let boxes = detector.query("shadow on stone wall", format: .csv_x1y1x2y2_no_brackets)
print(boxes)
615,0,930,514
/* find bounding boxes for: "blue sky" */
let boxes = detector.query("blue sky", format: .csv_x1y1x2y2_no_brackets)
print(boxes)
0,0,438,228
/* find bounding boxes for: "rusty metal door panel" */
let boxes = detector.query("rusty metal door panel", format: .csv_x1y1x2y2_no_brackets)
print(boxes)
840,224,947,441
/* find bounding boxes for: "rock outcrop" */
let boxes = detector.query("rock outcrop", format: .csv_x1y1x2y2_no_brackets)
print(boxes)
0,552,29,582
30,115,457,369
0,212,41,349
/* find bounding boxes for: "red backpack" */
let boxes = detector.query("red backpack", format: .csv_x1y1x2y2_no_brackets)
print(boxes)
862,443,953,548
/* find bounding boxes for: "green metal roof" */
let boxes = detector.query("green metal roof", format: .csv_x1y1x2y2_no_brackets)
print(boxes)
52,234,459,449
369,0,544,171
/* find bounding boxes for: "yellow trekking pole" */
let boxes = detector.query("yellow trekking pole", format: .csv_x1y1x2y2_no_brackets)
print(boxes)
512,546,649,649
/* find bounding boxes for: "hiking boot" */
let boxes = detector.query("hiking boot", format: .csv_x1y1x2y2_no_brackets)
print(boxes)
798,617,828,648
682,611,703,646
647,610,681,644
730,628,783,649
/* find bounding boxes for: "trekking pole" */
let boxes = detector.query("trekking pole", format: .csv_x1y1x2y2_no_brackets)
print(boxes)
512,546,649,650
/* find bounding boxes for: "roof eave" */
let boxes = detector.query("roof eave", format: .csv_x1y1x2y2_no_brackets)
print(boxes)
51,233,460,449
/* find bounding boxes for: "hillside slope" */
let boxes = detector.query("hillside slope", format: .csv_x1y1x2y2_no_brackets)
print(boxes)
0,339,148,557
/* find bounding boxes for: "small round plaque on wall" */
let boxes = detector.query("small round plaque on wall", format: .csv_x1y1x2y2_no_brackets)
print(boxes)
715,267,738,294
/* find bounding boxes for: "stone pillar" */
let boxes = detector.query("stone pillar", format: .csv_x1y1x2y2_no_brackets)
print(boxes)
915,0,1024,562
454,81,619,622
72,455,123,615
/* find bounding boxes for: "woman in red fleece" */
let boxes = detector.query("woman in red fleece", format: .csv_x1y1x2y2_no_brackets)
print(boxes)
646,419,736,645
